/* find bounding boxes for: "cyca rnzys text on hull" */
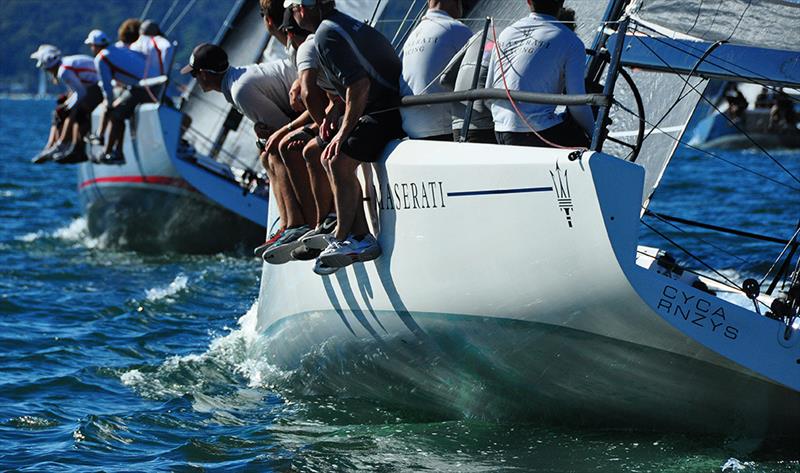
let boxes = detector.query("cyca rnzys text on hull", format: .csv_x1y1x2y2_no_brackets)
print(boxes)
256,140,800,435
79,104,264,253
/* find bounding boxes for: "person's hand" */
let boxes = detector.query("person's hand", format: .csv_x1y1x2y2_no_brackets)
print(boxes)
321,107,341,142
289,79,304,112
322,129,345,162
265,127,287,155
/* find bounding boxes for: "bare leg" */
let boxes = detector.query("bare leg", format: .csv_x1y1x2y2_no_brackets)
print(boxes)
279,137,315,225
260,151,287,230
268,151,306,228
329,152,369,240
304,140,334,225
45,124,59,148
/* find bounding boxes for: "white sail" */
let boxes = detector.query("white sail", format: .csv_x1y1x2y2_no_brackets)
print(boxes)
631,0,800,51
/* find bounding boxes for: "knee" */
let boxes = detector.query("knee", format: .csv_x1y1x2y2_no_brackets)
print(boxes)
259,151,270,170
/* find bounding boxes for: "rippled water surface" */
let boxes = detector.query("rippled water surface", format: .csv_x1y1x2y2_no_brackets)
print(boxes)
1,99,799,471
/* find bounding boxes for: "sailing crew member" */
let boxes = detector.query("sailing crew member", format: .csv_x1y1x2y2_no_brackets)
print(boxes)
486,0,594,148
179,43,308,257
259,10,334,264
290,0,405,274
400,0,472,141
131,20,174,78
85,29,160,164
116,18,141,48
291,28,345,261
29,44,103,164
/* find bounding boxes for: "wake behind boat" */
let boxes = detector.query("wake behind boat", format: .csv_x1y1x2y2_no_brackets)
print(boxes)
254,0,800,436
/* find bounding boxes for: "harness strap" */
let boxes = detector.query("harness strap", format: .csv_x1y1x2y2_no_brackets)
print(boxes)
99,53,140,81
150,37,164,75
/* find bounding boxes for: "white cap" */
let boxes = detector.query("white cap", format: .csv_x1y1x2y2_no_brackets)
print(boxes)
30,44,62,69
84,29,110,46
283,0,332,8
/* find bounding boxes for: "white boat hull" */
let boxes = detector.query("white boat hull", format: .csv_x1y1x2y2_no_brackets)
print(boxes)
256,141,800,434
78,104,264,252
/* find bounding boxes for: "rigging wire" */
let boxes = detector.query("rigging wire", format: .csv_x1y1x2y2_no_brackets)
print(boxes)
641,220,772,312
160,0,181,26
612,99,800,192
685,0,704,35
759,225,800,287
631,21,800,106
628,31,800,187
166,0,199,36
139,0,154,20
643,208,752,266
724,0,752,42
184,126,259,173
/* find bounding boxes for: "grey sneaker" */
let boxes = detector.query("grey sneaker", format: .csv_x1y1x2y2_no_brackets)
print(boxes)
253,228,285,258
319,234,382,268
290,245,322,261
300,216,337,250
262,224,311,264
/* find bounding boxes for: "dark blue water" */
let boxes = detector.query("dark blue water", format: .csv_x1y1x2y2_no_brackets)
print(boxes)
1,98,798,471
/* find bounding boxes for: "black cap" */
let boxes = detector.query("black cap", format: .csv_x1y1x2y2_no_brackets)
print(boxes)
279,9,302,34
180,43,229,75
140,19,161,36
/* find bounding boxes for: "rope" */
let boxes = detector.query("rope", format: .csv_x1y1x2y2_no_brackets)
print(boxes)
760,225,800,286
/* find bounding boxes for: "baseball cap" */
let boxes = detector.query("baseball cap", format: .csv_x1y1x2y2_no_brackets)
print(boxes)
279,9,301,33
84,29,110,46
180,43,229,75
30,44,62,69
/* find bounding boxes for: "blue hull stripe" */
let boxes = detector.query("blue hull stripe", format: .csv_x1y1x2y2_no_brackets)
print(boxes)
447,186,553,197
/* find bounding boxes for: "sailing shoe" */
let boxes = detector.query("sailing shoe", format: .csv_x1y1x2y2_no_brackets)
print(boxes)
262,224,312,265
319,234,382,268
253,228,285,258
99,149,125,165
300,216,338,250
84,133,104,146
54,143,89,164
290,245,322,261
32,143,68,163
313,258,340,276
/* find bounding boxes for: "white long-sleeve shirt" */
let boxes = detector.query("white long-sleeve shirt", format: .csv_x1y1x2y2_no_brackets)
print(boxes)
221,60,297,130
399,9,473,138
130,34,174,76
486,13,594,134
93,45,160,102
57,55,98,104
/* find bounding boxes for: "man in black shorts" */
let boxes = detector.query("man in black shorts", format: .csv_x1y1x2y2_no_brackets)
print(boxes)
289,0,404,275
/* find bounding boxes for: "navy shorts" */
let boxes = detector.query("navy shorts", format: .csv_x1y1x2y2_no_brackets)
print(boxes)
341,109,405,163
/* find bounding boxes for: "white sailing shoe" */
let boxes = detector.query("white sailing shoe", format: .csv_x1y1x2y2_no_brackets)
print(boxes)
319,234,382,268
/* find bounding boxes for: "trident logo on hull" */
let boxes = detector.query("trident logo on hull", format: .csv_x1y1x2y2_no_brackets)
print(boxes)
550,163,574,228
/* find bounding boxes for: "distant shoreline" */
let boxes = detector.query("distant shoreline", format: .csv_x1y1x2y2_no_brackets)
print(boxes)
0,93,54,100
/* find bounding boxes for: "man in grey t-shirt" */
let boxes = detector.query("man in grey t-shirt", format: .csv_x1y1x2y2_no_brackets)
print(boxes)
181,43,311,257
291,0,404,275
